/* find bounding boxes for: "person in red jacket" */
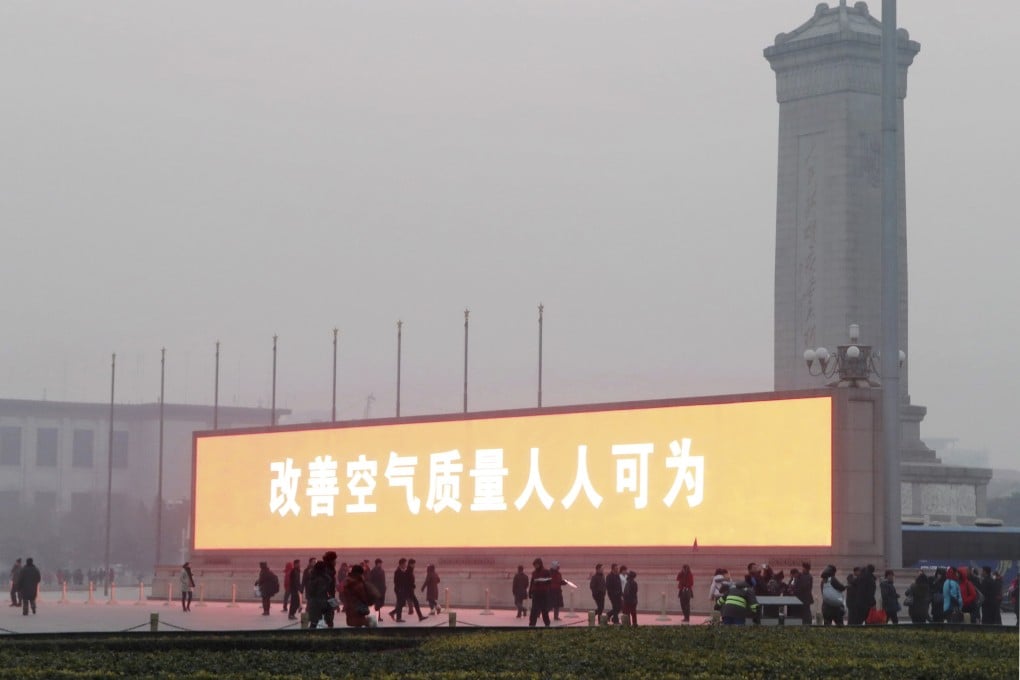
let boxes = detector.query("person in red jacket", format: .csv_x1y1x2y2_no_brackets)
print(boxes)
341,565,374,628
957,566,979,624
676,564,694,622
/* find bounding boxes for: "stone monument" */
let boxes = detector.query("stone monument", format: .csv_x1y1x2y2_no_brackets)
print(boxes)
764,1,991,524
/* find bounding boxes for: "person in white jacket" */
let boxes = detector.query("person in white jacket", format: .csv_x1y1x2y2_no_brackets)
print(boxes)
179,562,195,612
709,568,729,611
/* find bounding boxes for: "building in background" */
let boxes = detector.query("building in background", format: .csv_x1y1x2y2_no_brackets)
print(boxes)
0,398,284,572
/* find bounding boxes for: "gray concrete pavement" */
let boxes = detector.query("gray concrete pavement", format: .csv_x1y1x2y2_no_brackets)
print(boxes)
2,588,1015,634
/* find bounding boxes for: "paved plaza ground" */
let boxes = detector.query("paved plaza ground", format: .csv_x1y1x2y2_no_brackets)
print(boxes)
1,588,1015,635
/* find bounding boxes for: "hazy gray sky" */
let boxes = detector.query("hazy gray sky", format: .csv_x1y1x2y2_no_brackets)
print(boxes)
2,1,1016,469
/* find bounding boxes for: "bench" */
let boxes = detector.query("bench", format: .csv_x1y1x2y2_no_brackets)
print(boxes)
754,595,806,625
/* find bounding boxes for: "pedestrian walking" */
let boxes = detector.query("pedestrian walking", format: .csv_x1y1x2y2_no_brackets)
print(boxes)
589,563,606,621
9,558,22,607
17,557,41,616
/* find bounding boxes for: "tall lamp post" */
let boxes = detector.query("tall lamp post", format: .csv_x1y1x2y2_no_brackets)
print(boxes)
805,322,905,568
880,0,904,569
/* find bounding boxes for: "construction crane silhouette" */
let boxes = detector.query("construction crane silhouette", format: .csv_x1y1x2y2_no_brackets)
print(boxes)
363,393,375,419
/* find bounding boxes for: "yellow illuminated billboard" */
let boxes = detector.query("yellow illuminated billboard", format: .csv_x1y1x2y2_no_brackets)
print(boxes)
193,395,832,550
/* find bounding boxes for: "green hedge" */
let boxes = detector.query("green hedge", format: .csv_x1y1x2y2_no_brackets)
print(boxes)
0,627,1015,679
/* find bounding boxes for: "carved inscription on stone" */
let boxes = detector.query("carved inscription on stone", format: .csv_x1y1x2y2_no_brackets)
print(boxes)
797,133,822,352
920,484,976,517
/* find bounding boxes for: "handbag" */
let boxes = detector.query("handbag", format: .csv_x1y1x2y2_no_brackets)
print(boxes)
822,581,844,607
253,584,262,598
865,607,887,625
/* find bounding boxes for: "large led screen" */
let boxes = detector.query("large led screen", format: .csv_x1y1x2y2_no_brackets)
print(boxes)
193,396,832,550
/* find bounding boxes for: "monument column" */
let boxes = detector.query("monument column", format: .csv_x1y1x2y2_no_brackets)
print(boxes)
764,1,918,400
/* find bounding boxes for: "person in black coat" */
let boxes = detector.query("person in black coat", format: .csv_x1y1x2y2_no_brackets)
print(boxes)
845,566,861,624
819,564,846,627
528,558,553,627
605,563,623,624
255,562,280,616
512,565,529,618
906,570,930,624
17,557,41,616
388,558,409,622
979,566,1002,625
794,562,814,625
286,559,302,620
369,559,387,618
305,559,333,629
589,563,606,621
860,564,878,624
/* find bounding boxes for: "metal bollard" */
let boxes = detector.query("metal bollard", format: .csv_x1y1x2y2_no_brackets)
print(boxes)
565,590,579,618
656,591,671,621
599,613,608,626
196,582,206,607
778,610,786,626
107,583,118,605
587,610,596,627
227,582,238,607
150,613,159,632
444,587,450,614
480,588,493,615
448,611,457,628
164,582,173,607
300,611,309,629
85,581,96,605
59,582,70,605
135,582,146,605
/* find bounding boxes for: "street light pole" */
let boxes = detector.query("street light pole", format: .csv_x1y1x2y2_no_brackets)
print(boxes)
881,0,903,568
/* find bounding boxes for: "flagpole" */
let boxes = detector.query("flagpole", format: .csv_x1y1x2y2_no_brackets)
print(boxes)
155,348,165,568
332,328,339,422
396,321,403,417
538,303,544,408
213,341,220,430
271,335,278,426
103,353,116,596
463,309,469,413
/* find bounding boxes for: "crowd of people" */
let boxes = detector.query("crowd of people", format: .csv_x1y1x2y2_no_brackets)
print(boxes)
708,561,1016,627
10,552,1017,628
246,553,444,629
